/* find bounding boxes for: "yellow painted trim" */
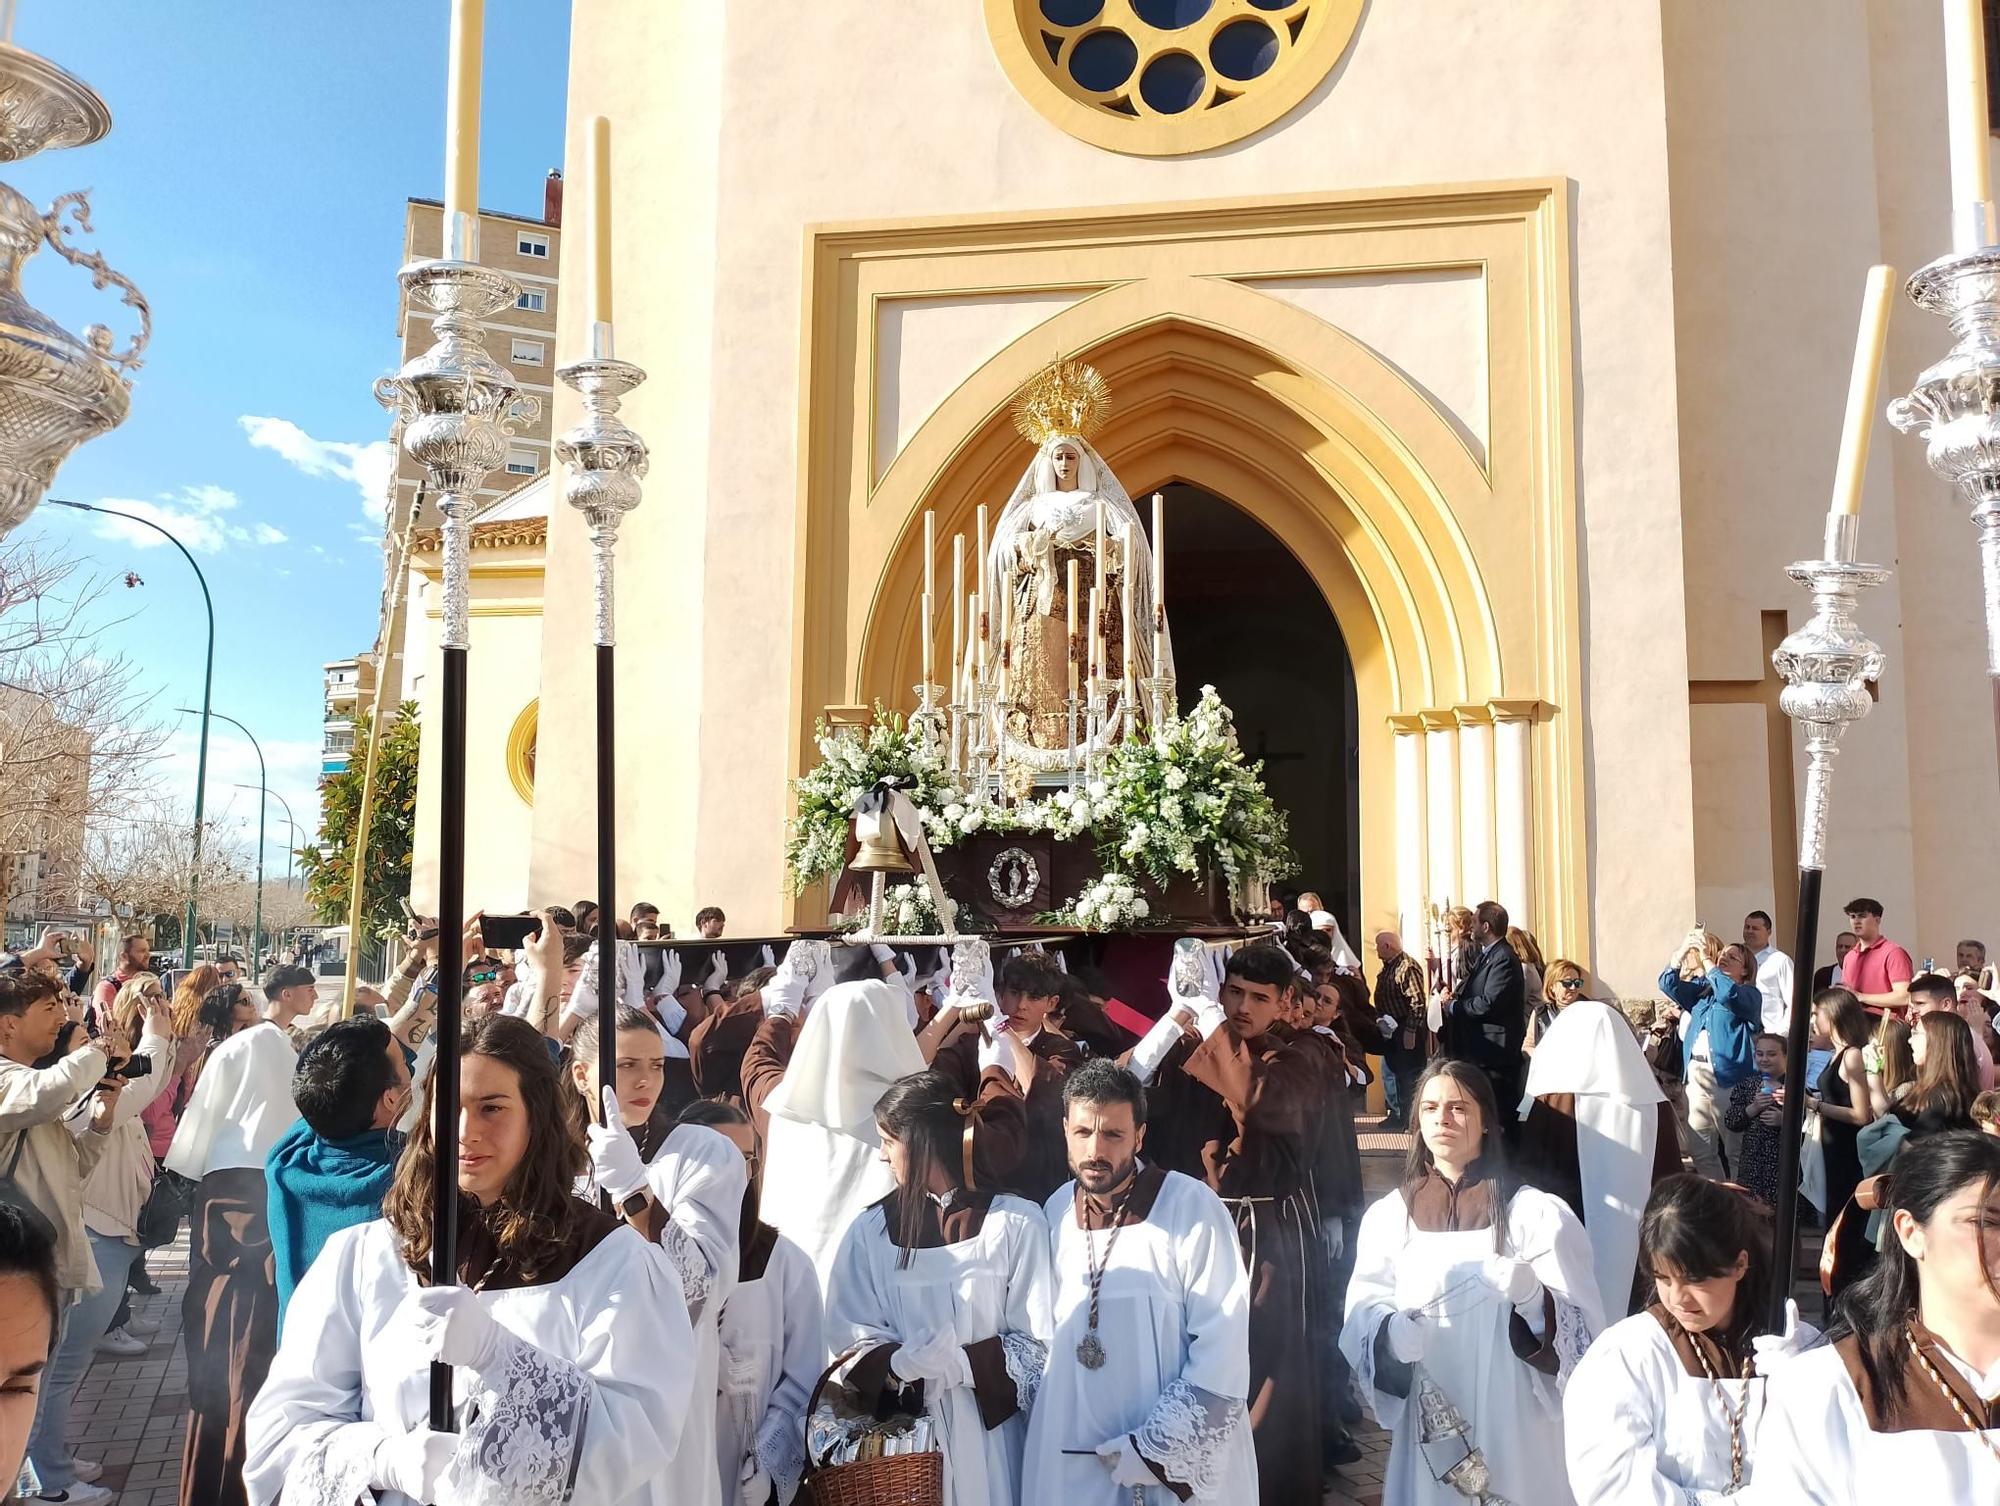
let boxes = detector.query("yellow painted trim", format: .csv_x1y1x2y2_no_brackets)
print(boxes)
789,181,1585,962
423,604,544,619
983,0,1364,159
414,564,547,582
505,700,538,804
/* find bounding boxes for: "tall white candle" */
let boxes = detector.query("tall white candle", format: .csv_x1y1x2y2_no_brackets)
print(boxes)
1151,491,1166,668
1830,265,1898,517
921,590,933,681
443,0,486,229
951,538,964,696
1946,0,1996,251
1120,562,1134,695
923,510,935,605
1066,557,1080,703
976,504,989,627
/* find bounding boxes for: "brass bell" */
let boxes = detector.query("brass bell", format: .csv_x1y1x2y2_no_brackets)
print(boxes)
850,811,914,874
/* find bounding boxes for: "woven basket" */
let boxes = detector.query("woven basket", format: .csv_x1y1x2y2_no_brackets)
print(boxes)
802,1362,944,1506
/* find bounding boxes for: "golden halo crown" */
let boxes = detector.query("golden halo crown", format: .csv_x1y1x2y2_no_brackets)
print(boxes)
1011,358,1111,446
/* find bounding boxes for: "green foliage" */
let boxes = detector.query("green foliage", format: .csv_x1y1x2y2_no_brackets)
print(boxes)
299,701,419,941
785,707,958,893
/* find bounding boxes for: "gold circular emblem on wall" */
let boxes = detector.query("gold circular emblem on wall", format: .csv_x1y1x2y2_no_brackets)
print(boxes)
505,700,538,804
985,0,1362,157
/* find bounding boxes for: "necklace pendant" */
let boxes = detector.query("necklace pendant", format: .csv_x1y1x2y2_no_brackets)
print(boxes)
1077,1331,1106,1369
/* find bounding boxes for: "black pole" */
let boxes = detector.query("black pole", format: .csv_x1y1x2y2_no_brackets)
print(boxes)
429,645,469,1430
1767,864,1823,1332
596,643,617,1171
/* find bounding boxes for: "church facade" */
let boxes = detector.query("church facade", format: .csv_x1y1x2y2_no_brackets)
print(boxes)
410,2,1994,996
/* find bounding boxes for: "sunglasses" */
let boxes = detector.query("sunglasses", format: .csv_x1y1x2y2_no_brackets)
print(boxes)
1555,977,1585,991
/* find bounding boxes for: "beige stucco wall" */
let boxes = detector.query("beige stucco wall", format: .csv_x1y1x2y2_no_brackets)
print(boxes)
1665,0,1997,970
409,555,544,918
540,0,1697,989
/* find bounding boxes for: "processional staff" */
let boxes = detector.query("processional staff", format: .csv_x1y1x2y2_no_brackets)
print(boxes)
557,114,650,1170
1766,266,1894,1331
372,0,539,1428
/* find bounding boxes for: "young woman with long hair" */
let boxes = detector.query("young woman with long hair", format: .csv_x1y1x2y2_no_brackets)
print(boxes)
1758,1131,2000,1497
1339,1059,1604,1504
1902,1009,1982,1137
1807,986,1877,1301
1864,1012,1917,1119
244,1014,695,1506
1564,1174,1818,1501
678,1098,822,1506
824,1069,1055,1506
568,1004,747,1506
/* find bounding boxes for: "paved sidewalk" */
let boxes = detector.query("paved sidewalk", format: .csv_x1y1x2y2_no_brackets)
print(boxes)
62,1232,188,1506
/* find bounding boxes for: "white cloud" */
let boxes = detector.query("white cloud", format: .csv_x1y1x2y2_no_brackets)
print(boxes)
86,485,287,555
156,727,324,867
239,415,395,524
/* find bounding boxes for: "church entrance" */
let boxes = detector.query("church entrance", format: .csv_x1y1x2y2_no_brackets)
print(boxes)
1154,482,1360,942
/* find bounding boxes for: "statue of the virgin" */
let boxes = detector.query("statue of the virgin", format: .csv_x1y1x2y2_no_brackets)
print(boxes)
982,359,1173,773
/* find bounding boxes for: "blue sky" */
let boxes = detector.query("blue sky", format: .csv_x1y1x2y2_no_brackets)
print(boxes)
10,0,569,875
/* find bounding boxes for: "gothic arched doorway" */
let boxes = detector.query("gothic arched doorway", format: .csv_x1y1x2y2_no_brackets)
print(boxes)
1155,482,1359,940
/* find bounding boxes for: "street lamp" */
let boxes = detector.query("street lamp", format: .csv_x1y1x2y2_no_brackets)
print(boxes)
46,499,213,966
183,707,262,970
234,783,299,885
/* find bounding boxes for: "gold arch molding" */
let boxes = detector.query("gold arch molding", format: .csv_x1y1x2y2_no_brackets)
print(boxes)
505,699,538,804
985,0,1364,158
791,183,1583,952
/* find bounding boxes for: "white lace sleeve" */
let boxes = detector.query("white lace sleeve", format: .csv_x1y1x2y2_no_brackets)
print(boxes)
754,1407,806,1504
289,1421,384,1506
447,1332,593,1506
1131,1379,1243,1498
1549,1290,1596,1388
998,1330,1047,1414
659,1219,714,1319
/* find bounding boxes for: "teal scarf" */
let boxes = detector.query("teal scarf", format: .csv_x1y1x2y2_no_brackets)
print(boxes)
265,1118,401,1327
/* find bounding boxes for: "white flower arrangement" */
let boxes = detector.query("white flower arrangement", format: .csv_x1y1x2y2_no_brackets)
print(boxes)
1063,871,1151,931
787,687,1296,901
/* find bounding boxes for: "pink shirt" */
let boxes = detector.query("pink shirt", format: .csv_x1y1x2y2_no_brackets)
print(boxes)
1840,936,1914,1004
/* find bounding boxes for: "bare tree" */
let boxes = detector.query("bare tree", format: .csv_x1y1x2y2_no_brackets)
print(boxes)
76,808,249,933
0,535,168,912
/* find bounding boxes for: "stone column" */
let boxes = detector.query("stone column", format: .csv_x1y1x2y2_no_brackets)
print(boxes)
1491,700,1539,929
1455,704,1495,907
1421,709,1460,910
1389,714,1428,950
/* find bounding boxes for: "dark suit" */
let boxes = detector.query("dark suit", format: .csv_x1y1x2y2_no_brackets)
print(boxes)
1443,939,1527,1129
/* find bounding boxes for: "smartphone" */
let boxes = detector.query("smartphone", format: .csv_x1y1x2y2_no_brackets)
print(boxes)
481,913,543,951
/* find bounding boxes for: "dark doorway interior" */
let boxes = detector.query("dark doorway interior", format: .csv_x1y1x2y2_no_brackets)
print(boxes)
1146,482,1360,942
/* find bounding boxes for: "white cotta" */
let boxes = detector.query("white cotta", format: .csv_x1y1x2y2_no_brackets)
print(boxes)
984,434,1174,682
243,1217,695,1506
580,1123,748,1506
1753,1343,2000,1502
164,1020,299,1180
715,1232,821,1506
1308,911,1363,971
1340,1181,1603,1506
1519,998,1665,1316
760,980,927,1288
1563,1309,1812,1505
1023,1172,1258,1505
825,1195,1056,1506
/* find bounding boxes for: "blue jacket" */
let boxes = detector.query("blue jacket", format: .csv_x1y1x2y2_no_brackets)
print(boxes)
1657,964,1762,1088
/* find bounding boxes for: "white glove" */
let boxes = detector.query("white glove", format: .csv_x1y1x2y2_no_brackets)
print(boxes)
372,1427,458,1500
764,940,830,1021
1483,1255,1543,1309
889,1332,973,1390
1094,1435,1160,1488
704,951,729,991
1193,997,1227,1038
868,942,898,967
1752,1299,1816,1376
978,1024,1034,1093
738,1451,772,1504
1322,1218,1345,1262
1385,1310,1427,1363
1377,1013,1398,1040
401,1284,505,1371
588,1087,649,1200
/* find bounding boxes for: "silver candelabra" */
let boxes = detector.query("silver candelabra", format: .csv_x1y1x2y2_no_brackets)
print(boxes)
1891,249,2000,769
556,339,649,643
0,41,148,539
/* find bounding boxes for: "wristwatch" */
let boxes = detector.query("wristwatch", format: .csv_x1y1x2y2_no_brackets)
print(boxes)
618,1186,650,1220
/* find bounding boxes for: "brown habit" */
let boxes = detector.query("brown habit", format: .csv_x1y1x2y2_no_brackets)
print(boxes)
180,1167,278,1506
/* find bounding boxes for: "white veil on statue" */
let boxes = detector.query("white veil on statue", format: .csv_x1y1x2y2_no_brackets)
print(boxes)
983,434,1174,686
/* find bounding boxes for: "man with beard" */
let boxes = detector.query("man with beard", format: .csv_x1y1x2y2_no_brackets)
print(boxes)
1022,1060,1257,1505
1126,943,1322,1506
